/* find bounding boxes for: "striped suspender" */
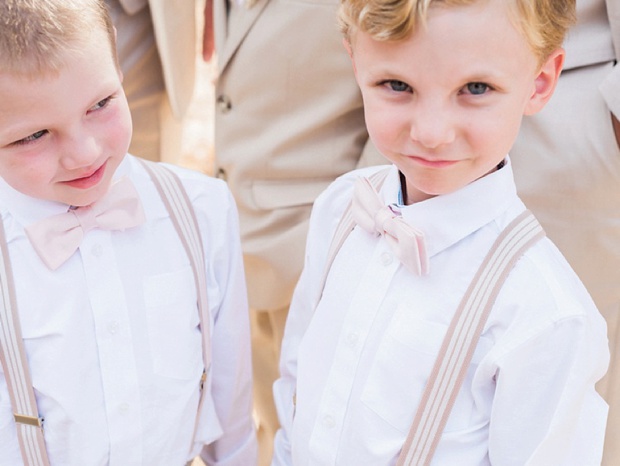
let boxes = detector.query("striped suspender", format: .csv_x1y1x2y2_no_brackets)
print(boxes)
0,222,50,465
396,210,544,465
139,160,211,448
319,170,545,465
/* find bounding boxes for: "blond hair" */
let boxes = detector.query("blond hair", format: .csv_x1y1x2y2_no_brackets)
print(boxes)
0,0,117,76
339,0,576,63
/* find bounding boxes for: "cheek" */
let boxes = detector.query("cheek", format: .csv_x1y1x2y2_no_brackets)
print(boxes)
0,157,51,198
101,99,133,155
463,112,520,159
105,110,132,156
364,104,404,153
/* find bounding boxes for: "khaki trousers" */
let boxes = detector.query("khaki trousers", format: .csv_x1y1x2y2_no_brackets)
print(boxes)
250,306,289,466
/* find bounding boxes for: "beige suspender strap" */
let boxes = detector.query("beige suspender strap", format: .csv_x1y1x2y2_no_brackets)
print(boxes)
396,210,545,466
318,168,391,297
138,160,211,446
0,221,51,466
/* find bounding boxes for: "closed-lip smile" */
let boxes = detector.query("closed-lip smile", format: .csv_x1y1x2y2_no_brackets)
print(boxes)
62,160,107,189
406,154,458,168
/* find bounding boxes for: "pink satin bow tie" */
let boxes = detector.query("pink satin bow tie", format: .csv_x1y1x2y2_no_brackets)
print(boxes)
352,176,429,275
25,177,146,270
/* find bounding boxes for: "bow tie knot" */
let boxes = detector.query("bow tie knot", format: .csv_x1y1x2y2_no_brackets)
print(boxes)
372,204,402,235
352,176,429,275
25,177,146,270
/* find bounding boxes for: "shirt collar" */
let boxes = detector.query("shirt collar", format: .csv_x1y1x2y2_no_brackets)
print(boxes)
378,157,518,258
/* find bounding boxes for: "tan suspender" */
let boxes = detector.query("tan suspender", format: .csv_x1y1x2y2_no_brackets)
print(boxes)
0,160,210,464
318,170,545,466
0,221,49,465
397,210,544,466
138,160,211,449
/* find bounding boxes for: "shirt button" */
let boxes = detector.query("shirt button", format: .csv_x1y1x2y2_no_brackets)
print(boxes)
380,252,393,266
118,403,130,415
323,415,335,428
107,321,120,335
91,244,103,257
216,94,232,113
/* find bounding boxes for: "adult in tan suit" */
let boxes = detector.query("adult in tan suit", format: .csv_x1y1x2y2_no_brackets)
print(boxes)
212,0,383,463
511,0,620,463
106,0,198,162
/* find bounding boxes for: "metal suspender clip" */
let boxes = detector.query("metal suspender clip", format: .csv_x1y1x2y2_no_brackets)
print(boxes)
13,413,44,428
200,369,207,390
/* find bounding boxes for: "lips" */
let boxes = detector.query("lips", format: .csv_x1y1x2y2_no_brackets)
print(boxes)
62,161,107,189
406,155,458,168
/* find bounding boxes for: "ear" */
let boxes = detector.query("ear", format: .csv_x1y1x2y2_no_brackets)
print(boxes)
524,48,565,115
343,38,357,75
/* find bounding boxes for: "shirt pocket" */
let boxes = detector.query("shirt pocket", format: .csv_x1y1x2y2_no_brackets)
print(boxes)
143,266,202,380
360,304,492,434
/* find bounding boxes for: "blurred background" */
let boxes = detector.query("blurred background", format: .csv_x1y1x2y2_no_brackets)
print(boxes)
179,58,215,176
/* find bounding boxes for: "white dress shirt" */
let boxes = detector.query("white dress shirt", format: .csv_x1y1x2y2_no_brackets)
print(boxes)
272,160,609,465
0,155,256,465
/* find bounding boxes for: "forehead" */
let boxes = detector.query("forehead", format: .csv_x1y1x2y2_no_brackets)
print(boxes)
0,28,121,142
351,1,538,83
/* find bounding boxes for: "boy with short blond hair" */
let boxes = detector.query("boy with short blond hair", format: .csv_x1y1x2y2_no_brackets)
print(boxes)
272,0,609,464
0,1,256,464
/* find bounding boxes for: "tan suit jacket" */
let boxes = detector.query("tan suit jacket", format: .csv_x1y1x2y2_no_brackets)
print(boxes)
601,0,620,116
148,0,197,119
213,0,383,311
110,0,196,161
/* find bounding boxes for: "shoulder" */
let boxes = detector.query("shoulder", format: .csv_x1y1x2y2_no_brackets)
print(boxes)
314,165,393,213
131,157,233,205
128,157,238,231
497,234,603,332
304,164,394,250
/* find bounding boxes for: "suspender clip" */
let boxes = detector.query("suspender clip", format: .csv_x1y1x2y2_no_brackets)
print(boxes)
200,369,207,390
14,413,44,428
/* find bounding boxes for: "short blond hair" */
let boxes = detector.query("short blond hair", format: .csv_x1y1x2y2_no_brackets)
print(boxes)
339,0,576,63
0,0,117,76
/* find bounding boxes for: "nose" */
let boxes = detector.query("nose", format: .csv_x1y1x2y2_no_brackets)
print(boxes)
409,101,455,149
60,129,101,170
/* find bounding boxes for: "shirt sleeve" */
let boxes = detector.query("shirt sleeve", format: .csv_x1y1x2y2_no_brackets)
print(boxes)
487,313,609,466
197,186,257,465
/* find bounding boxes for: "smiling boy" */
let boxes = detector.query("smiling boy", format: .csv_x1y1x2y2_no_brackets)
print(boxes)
272,0,609,464
0,1,255,464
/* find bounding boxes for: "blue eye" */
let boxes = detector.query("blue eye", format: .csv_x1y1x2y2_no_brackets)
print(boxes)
90,96,111,111
466,82,489,95
15,130,48,145
385,80,411,92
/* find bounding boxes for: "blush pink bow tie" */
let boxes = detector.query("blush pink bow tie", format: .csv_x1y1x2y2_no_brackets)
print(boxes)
25,177,146,270
352,176,429,275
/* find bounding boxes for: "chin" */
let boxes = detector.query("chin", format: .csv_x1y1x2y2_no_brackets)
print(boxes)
64,186,110,207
